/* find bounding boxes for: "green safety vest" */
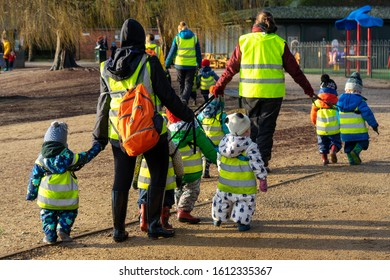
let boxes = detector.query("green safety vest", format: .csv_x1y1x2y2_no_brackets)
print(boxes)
179,145,202,174
218,153,257,195
174,35,197,67
100,55,166,140
314,100,340,135
201,113,224,145
36,154,80,210
339,109,368,135
200,76,215,90
145,43,161,57
239,32,286,98
137,158,176,190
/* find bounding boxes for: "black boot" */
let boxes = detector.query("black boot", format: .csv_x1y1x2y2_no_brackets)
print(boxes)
147,186,175,239
112,190,129,242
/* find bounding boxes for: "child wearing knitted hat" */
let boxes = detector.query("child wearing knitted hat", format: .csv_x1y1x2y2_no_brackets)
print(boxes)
26,121,102,244
310,74,342,165
212,112,268,231
336,72,379,165
197,58,219,102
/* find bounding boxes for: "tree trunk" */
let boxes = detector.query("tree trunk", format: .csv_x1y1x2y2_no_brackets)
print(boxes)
50,30,79,71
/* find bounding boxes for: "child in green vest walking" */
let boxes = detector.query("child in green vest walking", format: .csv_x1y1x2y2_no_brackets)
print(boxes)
310,74,342,165
198,59,219,102
26,121,102,244
166,109,217,224
136,130,184,232
197,95,229,178
212,113,268,231
336,72,379,165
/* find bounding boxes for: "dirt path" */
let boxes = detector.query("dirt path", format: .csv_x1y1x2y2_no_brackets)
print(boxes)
0,64,389,261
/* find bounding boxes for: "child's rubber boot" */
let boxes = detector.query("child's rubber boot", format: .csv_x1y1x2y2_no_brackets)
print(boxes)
350,144,362,165
161,206,173,230
321,153,330,165
177,209,201,224
330,145,338,163
139,203,148,232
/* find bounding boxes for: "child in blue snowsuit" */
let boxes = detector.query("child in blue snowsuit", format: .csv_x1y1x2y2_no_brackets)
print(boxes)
336,72,379,165
26,121,101,244
197,59,219,102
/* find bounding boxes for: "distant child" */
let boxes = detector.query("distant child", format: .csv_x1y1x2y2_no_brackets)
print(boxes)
310,74,342,165
26,121,101,244
197,95,229,178
198,59,219,102
167,109,217,224
337,72,379,165
110,41,117,60
136,131,184,231
212,113,268,231
8,50,16,71
145,33,165,70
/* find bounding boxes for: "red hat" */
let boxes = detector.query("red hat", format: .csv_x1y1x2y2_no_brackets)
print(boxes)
165,109,182,123
201,59,210,67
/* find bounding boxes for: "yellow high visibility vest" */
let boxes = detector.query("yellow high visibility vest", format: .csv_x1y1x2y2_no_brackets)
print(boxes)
100,55,166,140
339,110,368,135
200,76,215,90
218,153,257,195
137,158,176,190
179,145,202,174
239,32,286,98
174,35,197,67
36,154,80,210
201,113,224,145
314,100,340,136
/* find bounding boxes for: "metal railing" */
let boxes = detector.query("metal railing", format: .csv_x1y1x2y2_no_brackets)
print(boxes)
297,40,390,79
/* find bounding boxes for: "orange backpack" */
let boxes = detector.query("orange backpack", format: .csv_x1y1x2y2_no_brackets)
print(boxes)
116,63,163,156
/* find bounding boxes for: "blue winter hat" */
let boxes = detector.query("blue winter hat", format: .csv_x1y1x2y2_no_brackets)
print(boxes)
319,74,337,95
345,72,363,93
44,121,68,146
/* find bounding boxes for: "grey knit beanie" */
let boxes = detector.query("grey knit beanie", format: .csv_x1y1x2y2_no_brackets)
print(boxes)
44,121,68,145
345,72,363,93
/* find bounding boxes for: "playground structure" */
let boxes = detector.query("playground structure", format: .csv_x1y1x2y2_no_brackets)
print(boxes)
335,5,383,76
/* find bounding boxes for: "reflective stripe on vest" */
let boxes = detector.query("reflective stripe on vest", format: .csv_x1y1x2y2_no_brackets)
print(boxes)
201,113,224,145
137,158,176,190
316,108,340,135
100,55,166,140
174,35,197,67
200,76,215,90
339,111,368,134
36,154,79,210
218,154,257,195
179,145,202,174
239,33,285,98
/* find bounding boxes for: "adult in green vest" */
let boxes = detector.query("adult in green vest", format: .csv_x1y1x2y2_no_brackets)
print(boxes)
93,18,194,242
212,11,315,171
165,21,202,105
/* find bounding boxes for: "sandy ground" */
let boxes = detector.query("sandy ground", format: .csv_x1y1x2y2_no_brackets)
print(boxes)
0,62,389,261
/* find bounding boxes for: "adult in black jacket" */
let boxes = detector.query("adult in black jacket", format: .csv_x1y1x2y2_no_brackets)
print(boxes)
93,19,194,241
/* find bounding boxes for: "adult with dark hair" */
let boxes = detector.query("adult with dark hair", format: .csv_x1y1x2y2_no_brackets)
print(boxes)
165,21,202,104
212,11,315,171
93,18,194,242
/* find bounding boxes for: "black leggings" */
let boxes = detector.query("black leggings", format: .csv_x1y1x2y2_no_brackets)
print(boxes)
111,134,169,192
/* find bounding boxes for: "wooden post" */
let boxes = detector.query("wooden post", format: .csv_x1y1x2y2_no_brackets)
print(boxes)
346,30,351,76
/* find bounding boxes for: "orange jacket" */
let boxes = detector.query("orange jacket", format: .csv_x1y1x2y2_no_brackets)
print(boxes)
310,93,338,125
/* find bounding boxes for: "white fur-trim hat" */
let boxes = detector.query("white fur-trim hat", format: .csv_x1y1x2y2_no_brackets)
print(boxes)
44,121,68,146
225,112,251,136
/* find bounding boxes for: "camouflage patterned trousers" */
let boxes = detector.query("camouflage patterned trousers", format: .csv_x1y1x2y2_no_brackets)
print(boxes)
40,208,78,242
175,178,201,212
